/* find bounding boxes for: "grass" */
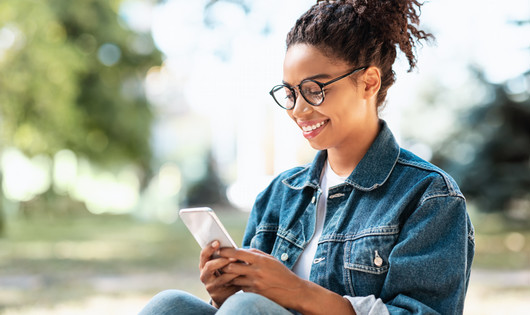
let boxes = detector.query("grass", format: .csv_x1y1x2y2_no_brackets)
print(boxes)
0,208,528,314
469,209,530,270
0,209,249,313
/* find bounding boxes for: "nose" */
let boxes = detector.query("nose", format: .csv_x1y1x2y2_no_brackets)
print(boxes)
291,91,313,117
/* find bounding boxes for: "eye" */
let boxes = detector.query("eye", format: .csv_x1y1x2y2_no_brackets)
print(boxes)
301,82,321,95
284,87,295,101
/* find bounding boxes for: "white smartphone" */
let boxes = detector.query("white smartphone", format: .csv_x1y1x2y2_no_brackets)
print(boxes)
179,207,238,250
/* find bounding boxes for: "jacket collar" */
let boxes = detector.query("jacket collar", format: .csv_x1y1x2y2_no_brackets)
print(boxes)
282,120,400,191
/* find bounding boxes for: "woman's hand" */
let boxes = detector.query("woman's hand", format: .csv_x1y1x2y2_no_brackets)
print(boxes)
218,248,307,310
199,241,241,308
218,248,356,315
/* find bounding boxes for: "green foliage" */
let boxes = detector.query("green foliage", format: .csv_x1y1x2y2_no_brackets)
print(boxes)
0,210,249,309
432,70,530,214
0,0,161,169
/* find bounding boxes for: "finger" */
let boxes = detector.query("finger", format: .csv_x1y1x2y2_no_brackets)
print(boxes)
218,247,264,264
205,272,240,291
203,257,236,274
199,240,220,269
200,258,232,284
201,257,240,283
202,258,249,285
217,272,240,286
247,248,267,255
229,275,254,289
221,260,251,276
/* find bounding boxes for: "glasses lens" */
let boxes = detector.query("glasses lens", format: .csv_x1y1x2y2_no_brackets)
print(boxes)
271,85,295,109
300,81,323,106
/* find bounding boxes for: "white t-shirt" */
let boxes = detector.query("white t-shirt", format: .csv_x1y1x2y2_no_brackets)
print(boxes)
292,159,347,280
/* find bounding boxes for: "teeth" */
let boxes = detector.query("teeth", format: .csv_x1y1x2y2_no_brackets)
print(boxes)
302,121,327,132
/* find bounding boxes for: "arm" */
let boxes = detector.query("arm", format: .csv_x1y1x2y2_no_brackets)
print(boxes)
219,247,356,315
382,196,474,313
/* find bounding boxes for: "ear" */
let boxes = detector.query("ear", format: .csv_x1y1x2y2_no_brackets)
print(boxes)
361,66,381,100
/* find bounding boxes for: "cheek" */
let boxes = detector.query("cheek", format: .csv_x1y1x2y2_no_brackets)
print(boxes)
330,94,364,119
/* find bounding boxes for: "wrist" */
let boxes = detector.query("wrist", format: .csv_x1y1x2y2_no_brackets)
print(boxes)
297,281,356,315
295,280,320,314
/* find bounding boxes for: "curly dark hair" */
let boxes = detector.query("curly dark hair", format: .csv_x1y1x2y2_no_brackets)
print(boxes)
286,0,434,108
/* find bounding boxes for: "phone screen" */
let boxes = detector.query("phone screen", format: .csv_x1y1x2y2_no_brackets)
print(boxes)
179,207,238,249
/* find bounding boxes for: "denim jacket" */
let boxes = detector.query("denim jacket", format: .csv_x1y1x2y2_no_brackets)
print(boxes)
242,120,475,314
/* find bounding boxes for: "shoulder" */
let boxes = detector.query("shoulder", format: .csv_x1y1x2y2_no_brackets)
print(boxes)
251,160,317,215
247,164,311,230
395,148,464,201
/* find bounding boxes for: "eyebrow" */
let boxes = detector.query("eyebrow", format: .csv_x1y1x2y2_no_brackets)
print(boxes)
282,73,332,85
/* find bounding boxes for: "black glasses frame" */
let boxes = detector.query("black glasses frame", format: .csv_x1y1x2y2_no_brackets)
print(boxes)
269,66,367,110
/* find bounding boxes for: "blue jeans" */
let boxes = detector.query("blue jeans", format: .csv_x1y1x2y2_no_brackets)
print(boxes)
138,290,294,315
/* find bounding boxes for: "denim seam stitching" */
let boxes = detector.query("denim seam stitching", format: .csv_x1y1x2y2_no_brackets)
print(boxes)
321,227,400,242
344,263,389,275
344,153,399,192
397,157,460,195
256,225,279,233
277,229,305,249
420,193,466,205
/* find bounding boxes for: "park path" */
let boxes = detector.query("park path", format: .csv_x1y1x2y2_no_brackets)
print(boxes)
1,268,529,314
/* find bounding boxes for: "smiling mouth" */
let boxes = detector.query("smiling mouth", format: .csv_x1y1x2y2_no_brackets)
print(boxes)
301,120,329,132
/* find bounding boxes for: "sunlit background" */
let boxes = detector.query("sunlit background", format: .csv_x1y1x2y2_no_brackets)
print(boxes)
0,0,529,314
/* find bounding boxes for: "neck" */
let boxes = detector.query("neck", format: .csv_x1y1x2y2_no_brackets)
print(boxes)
327,119,380,177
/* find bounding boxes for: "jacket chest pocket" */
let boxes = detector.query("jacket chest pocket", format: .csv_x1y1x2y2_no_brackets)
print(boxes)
343,233,398,297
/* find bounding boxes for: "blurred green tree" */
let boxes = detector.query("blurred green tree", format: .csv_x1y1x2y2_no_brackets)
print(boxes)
0,0,161,229
0,0,160,165
432,70,530,217
431,18,530,220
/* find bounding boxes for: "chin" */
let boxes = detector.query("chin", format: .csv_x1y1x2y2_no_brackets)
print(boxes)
307,141,328,151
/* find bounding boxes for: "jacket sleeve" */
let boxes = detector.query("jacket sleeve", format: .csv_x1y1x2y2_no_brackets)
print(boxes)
380,195,474,314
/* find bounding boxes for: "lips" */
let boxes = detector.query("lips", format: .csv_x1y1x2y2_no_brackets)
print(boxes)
301,120,327,132
299,119,329,139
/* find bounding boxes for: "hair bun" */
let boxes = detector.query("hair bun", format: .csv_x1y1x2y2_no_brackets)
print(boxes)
358,0,432,68
288,0,433,107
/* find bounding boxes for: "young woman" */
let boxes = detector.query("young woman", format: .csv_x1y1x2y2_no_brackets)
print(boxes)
140,0,474,314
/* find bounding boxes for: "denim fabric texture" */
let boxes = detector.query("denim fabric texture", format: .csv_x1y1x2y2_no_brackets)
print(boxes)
138,290,217,315
138,290,294,315
242,120,475,314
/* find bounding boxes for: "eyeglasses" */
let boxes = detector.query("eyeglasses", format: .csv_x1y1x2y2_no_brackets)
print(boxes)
269,66,367,110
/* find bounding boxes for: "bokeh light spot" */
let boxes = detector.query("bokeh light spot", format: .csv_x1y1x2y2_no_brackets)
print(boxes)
504,232,526,252
97,43,122,66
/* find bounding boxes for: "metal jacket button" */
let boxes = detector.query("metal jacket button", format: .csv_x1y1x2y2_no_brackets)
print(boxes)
280,253,289,261
374,250,383,267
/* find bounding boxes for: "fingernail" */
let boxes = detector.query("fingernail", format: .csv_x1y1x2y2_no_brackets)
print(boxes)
229,258,237,262
212,241,220,248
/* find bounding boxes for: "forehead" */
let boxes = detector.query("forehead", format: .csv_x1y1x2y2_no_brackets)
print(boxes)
283,44,349,84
